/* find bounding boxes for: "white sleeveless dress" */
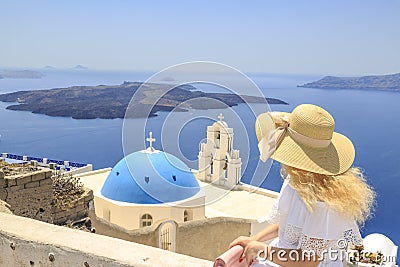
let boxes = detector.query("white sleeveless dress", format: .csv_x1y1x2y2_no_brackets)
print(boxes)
253,180,363,267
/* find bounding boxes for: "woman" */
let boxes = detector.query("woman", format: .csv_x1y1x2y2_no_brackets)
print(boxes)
230,104,375,267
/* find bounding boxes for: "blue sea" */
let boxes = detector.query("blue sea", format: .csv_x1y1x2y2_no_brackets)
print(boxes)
0,69,399,256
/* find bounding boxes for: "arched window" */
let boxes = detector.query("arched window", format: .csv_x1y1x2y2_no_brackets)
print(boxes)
141,213,153,228
210,156,214,174
224,157,229,178
216,131,221,148
183,210,193,222
184,210,189,222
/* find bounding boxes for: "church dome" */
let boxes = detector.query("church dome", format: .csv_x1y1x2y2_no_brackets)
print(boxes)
100,149,200,204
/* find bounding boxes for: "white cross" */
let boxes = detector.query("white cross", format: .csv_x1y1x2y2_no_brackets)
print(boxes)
146,132,156,149
218,113,224,121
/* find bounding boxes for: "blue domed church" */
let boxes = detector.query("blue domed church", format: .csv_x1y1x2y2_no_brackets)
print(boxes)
93,132,205,230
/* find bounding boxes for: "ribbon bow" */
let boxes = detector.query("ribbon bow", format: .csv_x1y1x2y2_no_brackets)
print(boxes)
258,112,331,162
258,113,289,162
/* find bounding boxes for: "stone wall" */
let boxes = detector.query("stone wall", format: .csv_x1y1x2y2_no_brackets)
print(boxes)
176,217,252,260
0,212,212,267
90,211,253,261
90,211,157,247
52,189,93,225
0,168,93,225
0,169,54,223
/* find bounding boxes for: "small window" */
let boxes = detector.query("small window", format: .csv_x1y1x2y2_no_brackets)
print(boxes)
141,213,153,228
184,210,189,222
216,132,220,139
183,210,193,222
172,175,177,181
223,159,228,170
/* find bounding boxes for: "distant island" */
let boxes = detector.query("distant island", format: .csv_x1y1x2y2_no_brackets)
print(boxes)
43,65,88,70
0,82,288,119
71,65,89,70
298,73,400,91
0,70,44,79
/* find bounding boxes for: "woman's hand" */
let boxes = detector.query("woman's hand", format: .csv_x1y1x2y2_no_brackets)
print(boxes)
241,241,267,267
229,236,255,249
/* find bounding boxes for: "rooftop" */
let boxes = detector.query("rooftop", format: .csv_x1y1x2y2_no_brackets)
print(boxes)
100,150,200,204
79,168,277,222
1,153,92,174
199,181,277,222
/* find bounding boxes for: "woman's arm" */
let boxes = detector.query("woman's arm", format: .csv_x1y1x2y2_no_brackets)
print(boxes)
252,223,279,242
229,223,279,248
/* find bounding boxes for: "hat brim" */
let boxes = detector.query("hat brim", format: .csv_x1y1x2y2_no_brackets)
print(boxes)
256,112,355,176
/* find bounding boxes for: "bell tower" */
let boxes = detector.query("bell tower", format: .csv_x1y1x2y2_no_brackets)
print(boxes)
197,114,242,189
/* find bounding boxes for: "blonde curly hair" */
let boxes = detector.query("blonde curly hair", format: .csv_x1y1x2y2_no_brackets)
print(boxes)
282,165,375,225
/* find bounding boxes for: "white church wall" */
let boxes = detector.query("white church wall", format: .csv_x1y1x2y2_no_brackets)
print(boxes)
172,195,206,222
94,193,205,230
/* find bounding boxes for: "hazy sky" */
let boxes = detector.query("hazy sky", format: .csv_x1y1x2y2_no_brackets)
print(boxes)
1,0,399,75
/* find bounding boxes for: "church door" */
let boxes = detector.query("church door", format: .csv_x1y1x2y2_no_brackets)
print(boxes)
158,220,176,252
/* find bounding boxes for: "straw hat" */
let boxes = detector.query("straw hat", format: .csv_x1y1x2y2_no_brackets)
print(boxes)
256,104,355,175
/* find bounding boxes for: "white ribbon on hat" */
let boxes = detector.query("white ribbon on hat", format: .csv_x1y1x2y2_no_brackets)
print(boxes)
258,113,331,162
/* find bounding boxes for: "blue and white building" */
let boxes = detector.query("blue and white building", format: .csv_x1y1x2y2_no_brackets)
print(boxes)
92,132,205,230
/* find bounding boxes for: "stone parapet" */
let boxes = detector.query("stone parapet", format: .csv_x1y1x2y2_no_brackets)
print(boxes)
0,212,212,267
0,168,93,224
